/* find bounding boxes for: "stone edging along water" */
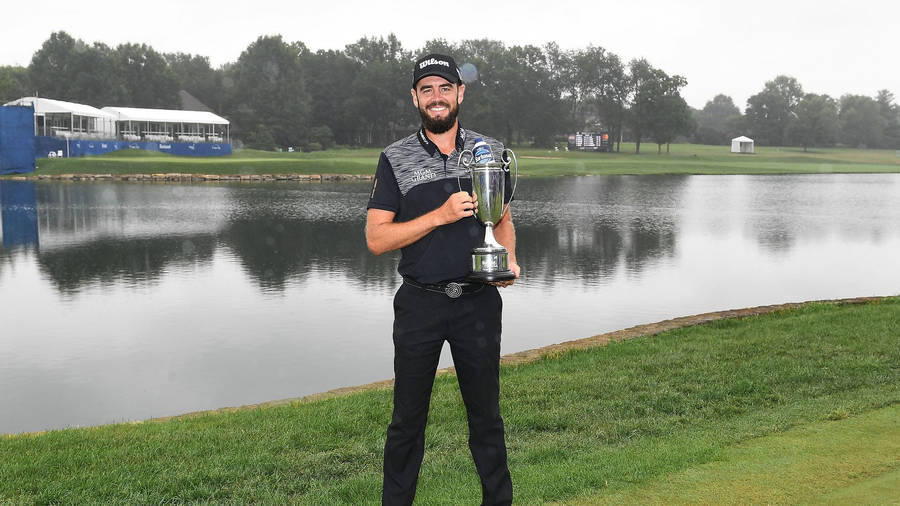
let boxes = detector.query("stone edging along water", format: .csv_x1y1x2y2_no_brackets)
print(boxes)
1,173,374,182
146,296,888,424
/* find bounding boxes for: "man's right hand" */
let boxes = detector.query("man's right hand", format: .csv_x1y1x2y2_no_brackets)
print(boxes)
437,191,478,225
366,191,478,256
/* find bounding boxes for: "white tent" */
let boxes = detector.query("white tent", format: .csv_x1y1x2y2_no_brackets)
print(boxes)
731,135,755,154
101,106,229,125
102,106,229,142
4,97,117,138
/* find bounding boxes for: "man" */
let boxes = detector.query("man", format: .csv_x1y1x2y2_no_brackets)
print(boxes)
366,53,518,505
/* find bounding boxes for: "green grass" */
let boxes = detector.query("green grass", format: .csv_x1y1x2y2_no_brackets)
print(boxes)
570,404,900,505
518,143,900,176
1,298,898,504
15,143,900,177
32,147,383,176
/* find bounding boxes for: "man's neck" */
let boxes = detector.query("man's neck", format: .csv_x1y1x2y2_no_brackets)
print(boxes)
424,122,459,155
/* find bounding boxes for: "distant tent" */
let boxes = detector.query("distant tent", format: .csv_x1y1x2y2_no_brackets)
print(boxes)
731,136,755,154
4,97,116,138
101,106,229,142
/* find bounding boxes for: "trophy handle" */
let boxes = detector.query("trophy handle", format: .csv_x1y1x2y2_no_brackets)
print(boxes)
501,148,518,217
457,149,474,172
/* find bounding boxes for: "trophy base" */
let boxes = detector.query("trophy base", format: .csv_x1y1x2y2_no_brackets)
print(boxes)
467,270,516,283
469,248,515,283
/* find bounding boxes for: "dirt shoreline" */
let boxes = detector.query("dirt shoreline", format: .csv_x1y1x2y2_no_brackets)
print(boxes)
146,295,889,424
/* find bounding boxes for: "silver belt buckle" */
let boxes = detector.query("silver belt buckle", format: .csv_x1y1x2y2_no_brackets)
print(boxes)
444,282,462,298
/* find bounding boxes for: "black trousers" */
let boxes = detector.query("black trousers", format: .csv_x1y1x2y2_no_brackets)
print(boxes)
382,283,513,506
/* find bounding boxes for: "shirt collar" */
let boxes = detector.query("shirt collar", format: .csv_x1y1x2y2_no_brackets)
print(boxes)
417,124,467,156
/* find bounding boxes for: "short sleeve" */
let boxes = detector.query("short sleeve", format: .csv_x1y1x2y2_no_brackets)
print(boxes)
367,152,401,213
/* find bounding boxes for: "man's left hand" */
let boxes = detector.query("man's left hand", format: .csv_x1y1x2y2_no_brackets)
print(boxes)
490,261,520,288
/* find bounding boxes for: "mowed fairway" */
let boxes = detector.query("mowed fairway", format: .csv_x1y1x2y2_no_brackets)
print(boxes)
569,404,900,505
21,143,900,176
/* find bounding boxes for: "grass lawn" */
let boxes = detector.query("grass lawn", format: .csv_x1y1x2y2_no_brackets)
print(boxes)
572,404,900,505
1,297,897,504
14,143,900,177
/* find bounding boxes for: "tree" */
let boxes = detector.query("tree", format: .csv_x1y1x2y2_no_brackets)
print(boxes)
342,35,413,146
28,31,79,100
308,125,335,150
114,43,179,108
225,35,311,149
790,93,839,151
28,32,126,106
627,59,654,154
502,44,566,147
875,89,900,149
572,45,628,150
595,54,628,151
244,125,276,151
448,39,507,142
543,42,577,132
693,94,741,145
745,75,803,146
300,49,360,146
628,59,686,154
164,53,224,113
0,66,29,102
838,94,885,149
71,42,124,106
650,94,694,153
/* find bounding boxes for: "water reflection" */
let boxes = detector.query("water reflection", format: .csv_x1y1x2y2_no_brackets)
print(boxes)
2,182,397,294
221,187,397,292
4,178,695,293
37,235,217,294
2,175,899,434
515,175,685,285
0,181,39,252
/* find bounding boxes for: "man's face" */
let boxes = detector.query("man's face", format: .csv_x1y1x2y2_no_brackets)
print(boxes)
411,76,466,134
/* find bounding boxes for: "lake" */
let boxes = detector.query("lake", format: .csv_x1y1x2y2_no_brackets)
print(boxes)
1,174,899,434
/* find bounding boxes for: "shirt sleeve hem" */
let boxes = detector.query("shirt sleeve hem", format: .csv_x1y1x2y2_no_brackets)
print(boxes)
366,202,398,213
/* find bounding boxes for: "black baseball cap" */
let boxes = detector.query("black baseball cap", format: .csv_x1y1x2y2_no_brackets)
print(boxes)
412,53,462,88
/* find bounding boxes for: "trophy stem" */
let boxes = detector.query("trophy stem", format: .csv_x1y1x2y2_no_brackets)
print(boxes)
482,224,502,249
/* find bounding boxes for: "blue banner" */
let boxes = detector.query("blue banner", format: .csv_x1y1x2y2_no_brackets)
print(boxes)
34,136,232,158
0,106,36,174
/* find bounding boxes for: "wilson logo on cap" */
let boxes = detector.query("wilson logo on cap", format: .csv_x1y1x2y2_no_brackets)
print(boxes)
419,58,450,69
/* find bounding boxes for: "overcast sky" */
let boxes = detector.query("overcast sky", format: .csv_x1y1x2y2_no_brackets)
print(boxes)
3,0,898,110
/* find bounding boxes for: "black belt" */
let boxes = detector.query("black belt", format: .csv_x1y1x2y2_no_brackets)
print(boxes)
402,277,483,298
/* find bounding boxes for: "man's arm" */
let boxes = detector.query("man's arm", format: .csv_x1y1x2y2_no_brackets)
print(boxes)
492,208,520,285
366,191,478,255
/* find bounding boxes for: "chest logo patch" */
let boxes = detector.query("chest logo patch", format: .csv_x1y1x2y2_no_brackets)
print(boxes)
411,168,436,183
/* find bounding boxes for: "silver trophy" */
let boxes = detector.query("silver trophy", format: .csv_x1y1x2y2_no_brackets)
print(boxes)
459,148,518,282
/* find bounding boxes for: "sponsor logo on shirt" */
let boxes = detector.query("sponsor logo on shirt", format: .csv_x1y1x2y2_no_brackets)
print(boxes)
411,168,436,182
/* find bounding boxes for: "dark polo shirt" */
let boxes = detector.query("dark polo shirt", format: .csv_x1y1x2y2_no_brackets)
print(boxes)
367,126,510,284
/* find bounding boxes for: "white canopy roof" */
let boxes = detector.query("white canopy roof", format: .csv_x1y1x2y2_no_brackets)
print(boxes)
102,106,229,125
732,135,753,142
4,97,116,119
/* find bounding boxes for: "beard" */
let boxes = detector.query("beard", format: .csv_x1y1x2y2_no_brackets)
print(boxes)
418,99,459,134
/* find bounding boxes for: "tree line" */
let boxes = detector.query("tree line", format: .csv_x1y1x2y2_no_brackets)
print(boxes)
1,31,897,152
694,77,900,151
